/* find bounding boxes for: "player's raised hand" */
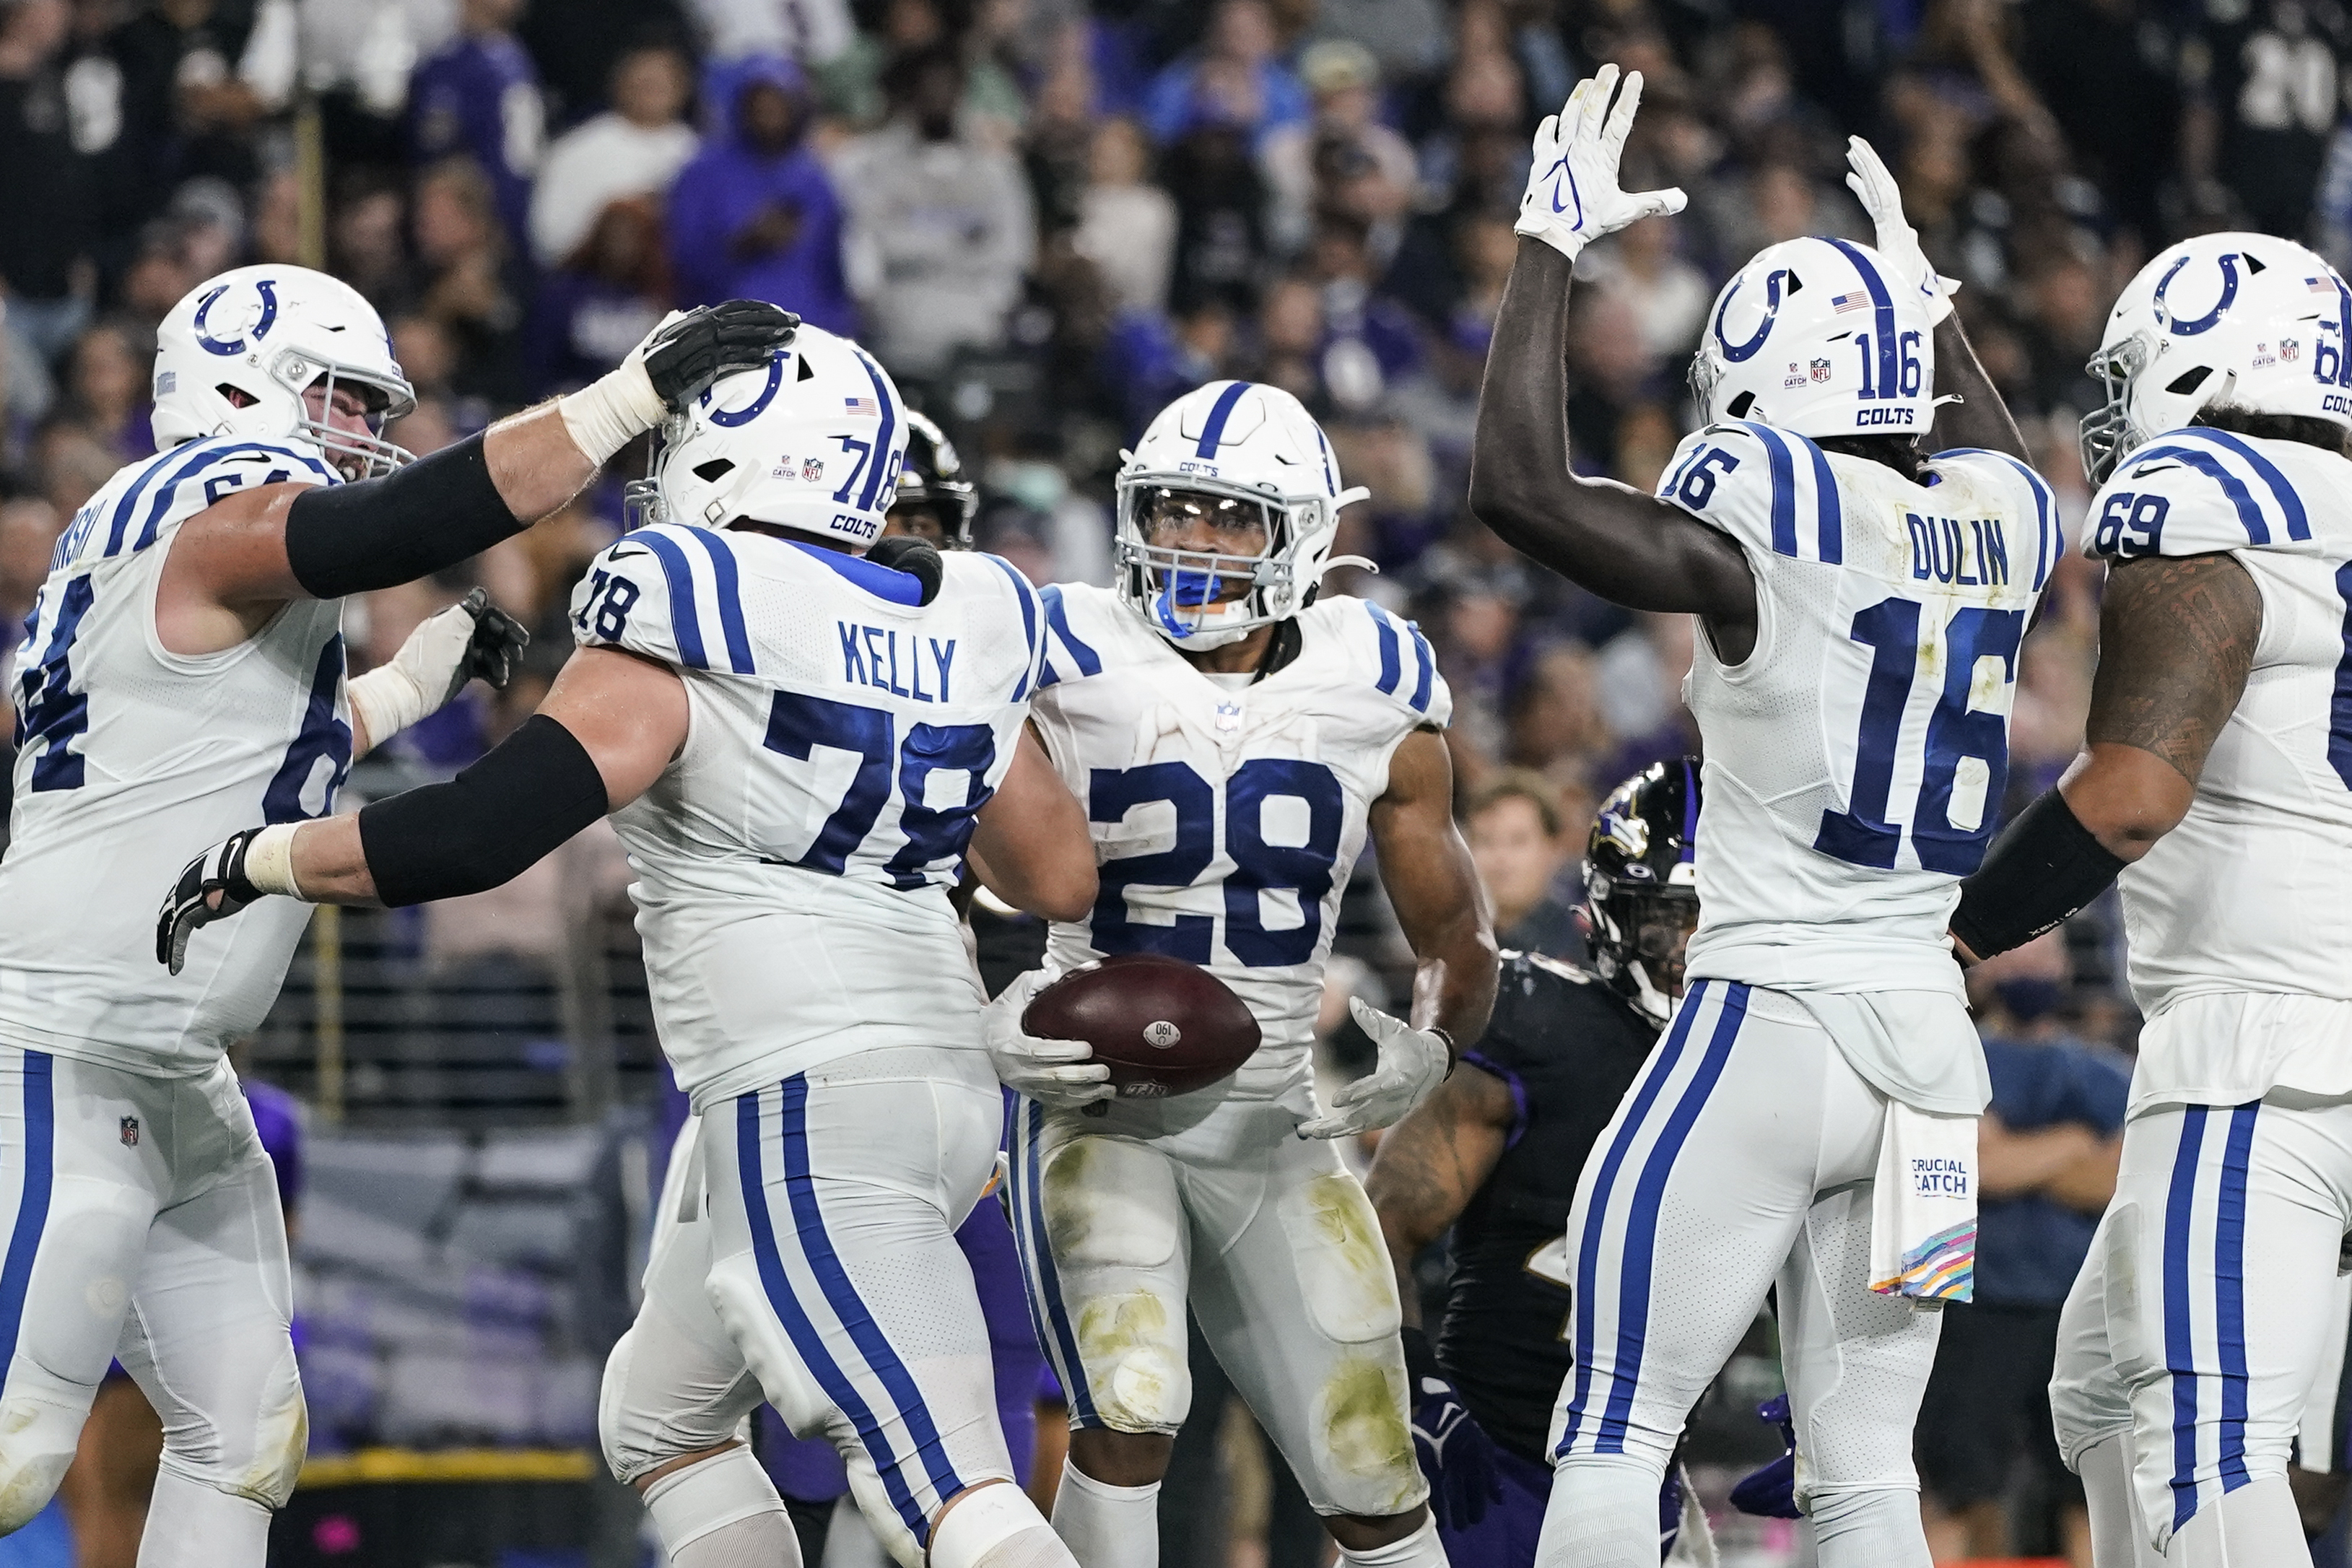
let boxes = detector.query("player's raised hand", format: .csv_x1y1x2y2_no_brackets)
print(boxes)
1297,998,1450,1139
157,827,275,975
1515,64,1687,264
983,970,1114,1110
1844,136,1959,326
1408,1372,1504,1532
560,302,801,466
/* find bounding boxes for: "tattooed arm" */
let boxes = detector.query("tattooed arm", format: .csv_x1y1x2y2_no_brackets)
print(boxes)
2058,552,2260,858
1364,1064,1517,1330
1951,550,2259,960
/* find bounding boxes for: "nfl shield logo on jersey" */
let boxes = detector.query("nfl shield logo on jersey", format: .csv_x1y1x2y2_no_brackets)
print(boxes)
120,1116,139,1147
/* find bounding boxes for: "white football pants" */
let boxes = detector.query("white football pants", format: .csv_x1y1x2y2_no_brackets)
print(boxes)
1005,1090,1427,1522
0,1047,302,1551
2051,1092,2352,1564
1537,980,1942,1567
600,1045,1018,1567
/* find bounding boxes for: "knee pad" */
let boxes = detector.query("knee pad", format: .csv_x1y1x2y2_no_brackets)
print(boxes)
150,1354,308,1511
598,1320,761,1484
0,1393,83,1532
1275,1172,1401,1346
929,1479,1069,1568
1073,1287,1190,1434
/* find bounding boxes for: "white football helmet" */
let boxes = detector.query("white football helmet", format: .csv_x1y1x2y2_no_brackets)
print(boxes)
1689,236,1934,440
632,324,909,549
2078,232,2352,484
152,264,416,477
1114,380,1370,648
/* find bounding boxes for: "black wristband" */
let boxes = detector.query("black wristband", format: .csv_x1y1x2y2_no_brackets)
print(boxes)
1950,788,2127,961
1400,1323,1441,1388
358,715,609,907
286,432,523,598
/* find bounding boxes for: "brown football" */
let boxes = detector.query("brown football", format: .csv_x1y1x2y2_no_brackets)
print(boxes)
1021,952,1262,1099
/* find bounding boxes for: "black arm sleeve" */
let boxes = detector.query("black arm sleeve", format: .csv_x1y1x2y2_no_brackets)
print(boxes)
357,715,609,907
1949,787,2127,962
285,432,524,598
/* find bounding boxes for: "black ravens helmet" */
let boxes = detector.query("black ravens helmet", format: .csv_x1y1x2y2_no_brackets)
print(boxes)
1583,757,1703,1026
887,410,979,548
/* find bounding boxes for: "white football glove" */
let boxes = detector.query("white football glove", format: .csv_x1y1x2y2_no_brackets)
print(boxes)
1844,134,1960,328
1298,998,1451,1141
346,588,528,749
1515,64,1687,264
984,970,1113,1110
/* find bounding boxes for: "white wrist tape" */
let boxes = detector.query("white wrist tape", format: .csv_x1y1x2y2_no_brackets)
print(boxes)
346,665,432,751
558,354,665,467
243,823,308,900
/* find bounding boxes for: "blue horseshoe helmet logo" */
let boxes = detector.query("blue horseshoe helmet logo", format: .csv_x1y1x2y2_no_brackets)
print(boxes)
191,280,279,357
2154,253,2241,336
1714,268,1792,363
703,350,787,427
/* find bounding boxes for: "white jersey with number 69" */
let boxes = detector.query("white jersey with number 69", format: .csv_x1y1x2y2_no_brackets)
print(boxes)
1658,422,2060,1092
570,523,1045,1107
0,437,349,1078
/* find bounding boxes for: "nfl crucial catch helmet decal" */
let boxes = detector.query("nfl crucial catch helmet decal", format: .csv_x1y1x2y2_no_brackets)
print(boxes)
152,264,417,478
1689,237,1933,440
1114,380,1372,649
630,324,911,551
2079,232,2352,483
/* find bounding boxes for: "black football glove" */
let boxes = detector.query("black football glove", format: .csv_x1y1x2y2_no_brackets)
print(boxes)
642,301,802,410
448,587,529,702
157,827,270,975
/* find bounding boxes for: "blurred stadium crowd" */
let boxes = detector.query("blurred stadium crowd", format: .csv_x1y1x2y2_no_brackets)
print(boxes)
1,0,2346,1560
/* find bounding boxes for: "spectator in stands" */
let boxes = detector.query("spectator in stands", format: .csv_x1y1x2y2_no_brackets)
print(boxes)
836,43,1035,378
411,156,526,404
528,40,697,270
520,1,691,128
1506,642,1613,808
523,196,671,396
0,0,98,361
1579,217,1709,362
106,0,287,235
1071,118,1177,316
1466,770,1585,961
1143,0,1310,150
56,318,152,463
331,173,417,310
692,0,854,71
409,0,545,263
1263,39,1417,256
1919,934,2125,1565
666,56,853,333
1163,116,1270,314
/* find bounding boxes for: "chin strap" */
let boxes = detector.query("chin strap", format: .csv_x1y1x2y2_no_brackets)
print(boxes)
1321,555,1378,575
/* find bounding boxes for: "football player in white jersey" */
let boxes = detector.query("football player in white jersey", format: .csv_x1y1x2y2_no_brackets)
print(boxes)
160,327,1100,1568
0,263,790,1560
1468,69,2057,1568
1951,234,2352,1568
977,376,1497,1568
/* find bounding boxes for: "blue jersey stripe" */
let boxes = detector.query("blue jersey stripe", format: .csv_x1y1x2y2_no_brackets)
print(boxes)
1935,447,2058,588
2163,1106,2208,1531
1559,986,1708,1457
1366,602,1403,696
2129,445,2275,545
684,530,756,676
1040,585,1102,678
131,442,333,554
785,539,923,606
737,1089,931,1538
1736,421,1799,556
776,1077,968,1505
1821,237,1901,404
2181,427,2312,541
1594,983,1747,1452
0,1052,53,1388
635,531,710,670
1194,381,1253,458
2213,1102,2259,1494
985,555,1041,702
1406,621,1435,713
1799,433,1843,563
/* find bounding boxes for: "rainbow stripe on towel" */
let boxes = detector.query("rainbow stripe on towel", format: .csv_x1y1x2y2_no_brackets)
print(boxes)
1872,1219,1976,1302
